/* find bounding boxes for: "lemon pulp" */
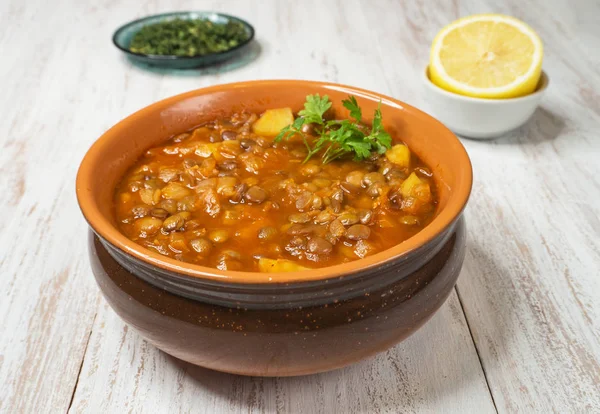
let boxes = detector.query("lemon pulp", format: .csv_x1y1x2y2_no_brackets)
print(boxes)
429,14,543,99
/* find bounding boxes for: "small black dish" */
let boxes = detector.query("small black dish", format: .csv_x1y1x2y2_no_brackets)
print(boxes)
112,11,255,69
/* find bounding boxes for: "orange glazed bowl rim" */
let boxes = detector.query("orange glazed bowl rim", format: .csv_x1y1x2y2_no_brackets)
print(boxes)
76,80,472,284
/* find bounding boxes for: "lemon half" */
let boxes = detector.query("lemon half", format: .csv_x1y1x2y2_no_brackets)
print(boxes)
429,14,543,99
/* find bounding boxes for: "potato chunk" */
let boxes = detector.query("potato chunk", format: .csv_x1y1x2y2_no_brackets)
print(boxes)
258,258,310,273
400,172,432,214
194,143,217,158
252,108,294,136
400,172,423,198
161,182,192,201
385,144,411,168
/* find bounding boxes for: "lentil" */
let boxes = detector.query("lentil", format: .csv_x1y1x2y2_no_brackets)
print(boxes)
115,111,437,271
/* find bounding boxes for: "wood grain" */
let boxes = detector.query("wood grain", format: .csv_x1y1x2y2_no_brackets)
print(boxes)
68,296,495,414
1,0,599,412
443,1,600,412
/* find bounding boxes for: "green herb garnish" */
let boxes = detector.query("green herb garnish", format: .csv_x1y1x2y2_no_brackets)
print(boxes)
275,95,392,164
129,18,249,57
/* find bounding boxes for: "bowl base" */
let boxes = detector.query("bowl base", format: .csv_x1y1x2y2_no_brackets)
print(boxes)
89,217,467,376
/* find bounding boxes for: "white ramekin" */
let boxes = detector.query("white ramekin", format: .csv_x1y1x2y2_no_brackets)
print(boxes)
422,66,549,139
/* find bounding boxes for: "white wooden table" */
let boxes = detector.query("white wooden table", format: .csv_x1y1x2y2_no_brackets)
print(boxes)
1,0,599,412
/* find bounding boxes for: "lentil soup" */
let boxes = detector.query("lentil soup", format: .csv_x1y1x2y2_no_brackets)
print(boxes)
114,107,437,272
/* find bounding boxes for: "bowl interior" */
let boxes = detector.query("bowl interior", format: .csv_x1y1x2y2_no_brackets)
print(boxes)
112,11,255,60
76,80,472,283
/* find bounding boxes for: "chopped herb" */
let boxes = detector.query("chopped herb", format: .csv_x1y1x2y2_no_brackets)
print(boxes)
275,95,392,164
129,18,250,57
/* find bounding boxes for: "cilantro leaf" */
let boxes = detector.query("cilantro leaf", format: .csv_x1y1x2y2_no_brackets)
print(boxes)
364,104,392,154
371,106,384,134
292,117,305,129
298,94,331,125
274,125,291,142
347,139,372,160
276,95,392,164
374,131,392,151
274,117,305,142
342,96,362,122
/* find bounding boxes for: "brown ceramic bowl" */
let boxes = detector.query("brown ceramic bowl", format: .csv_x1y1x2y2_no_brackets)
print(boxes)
76,80,472,376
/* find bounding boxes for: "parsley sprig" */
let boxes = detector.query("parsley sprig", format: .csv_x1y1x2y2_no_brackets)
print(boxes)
275,94,392,164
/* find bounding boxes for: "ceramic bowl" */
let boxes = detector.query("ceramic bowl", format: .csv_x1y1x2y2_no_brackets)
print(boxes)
76,80,473,376
112,11,255,69
422,66,549,139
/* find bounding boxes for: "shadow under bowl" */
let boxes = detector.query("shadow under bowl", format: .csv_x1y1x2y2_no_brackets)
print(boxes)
76,80,473,376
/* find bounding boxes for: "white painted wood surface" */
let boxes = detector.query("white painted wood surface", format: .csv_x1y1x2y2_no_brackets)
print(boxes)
0,0,598,413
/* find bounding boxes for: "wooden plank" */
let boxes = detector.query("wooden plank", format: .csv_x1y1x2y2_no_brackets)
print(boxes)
12,0,600,411
457,157,600,412
0,0,178,411
64,0,494,412
458,0,600,412
0,0,106,411
69,295,496,414
359,0,600,411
